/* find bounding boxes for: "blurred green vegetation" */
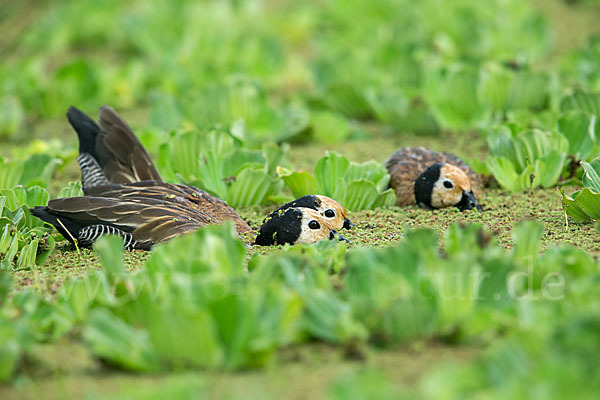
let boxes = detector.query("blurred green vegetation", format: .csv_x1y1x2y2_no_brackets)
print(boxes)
0,0,552,138
4,0,600,398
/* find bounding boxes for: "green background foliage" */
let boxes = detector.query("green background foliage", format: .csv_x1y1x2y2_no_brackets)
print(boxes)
3,0,600,398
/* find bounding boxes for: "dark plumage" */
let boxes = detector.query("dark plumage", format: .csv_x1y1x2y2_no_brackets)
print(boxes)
255,208,304,246
31,197,215,250
30,106,254,250
386,147,483,207
84,181,252,235
413,163,442,209
67,106,162,190
61,106,252,239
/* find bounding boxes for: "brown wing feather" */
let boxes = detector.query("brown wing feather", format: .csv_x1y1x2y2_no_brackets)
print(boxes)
96,106,162,183
85,181,252,234
46,196,212,246
386,147,482,206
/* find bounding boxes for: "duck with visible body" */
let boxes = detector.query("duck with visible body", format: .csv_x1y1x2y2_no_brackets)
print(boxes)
386,147,483,211
32,106,350,249
32,106,253,250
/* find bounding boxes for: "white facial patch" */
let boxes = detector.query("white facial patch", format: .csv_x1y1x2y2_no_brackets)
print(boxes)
295,208,335,244
315,195,347,231
429,164,471,209
430,178,463,208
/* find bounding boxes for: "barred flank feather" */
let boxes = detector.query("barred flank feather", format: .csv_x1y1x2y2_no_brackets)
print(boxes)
78,224,139,250
77,153,109,191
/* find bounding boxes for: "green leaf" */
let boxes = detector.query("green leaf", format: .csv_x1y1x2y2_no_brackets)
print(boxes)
193,152,228,199
262,142,289,176
425,65,483,129
373,189,397,208
0,186,49,210
84,309,159,372
221,148,265,178
487,126,523,171
331,370,402,400
303,289,367,344
280,152,395,211
277,167,319,198
149,91,182,131
562,188,600,222
314,151,349,197
318,84,373,119
487,129,568,191
0,319,19,382
19,154,61,188
145,223,245,277
0,225,19,270
561,91,600,116
94,235,126,278
24,186,50,208
428,260,479,333
511,221,544,264
344,239,437,344
0,96,24,138
343,180,379,211
16,239,38,270
143,304,223,369
534,152,566,188
227,168,276,208
0,160,23,189
0,271,11,302
344,161,388,189
581,158,600,192
486,156,532,192
168,131,205,182
58,181,84,198
558,112,598,161
480,65,549,111
310,111,352,145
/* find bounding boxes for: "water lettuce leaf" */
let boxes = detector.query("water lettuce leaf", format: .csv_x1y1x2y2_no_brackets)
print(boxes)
562,156,600,223
276,167,319,199
83,309,160,372
562,188,600,223
558,111,598,161
486,128,568,191
279,152,396,211
161,129,288,207
561,91,600,116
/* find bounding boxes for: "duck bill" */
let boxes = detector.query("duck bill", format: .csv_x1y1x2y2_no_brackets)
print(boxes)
343,218,355,229
329,229,350,243
456,190,482,212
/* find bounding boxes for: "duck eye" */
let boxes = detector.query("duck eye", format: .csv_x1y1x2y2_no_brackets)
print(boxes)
308,220,320,230
324,209,335,218
443,180,454,189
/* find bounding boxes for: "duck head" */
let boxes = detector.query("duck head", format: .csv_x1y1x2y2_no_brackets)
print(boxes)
414,163,482,211
255,207,349,246
274,194,354,231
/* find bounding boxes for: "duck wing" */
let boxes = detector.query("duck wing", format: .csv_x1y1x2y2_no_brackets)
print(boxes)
85,181,253,234
67,106,162,190
31,196,212,250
